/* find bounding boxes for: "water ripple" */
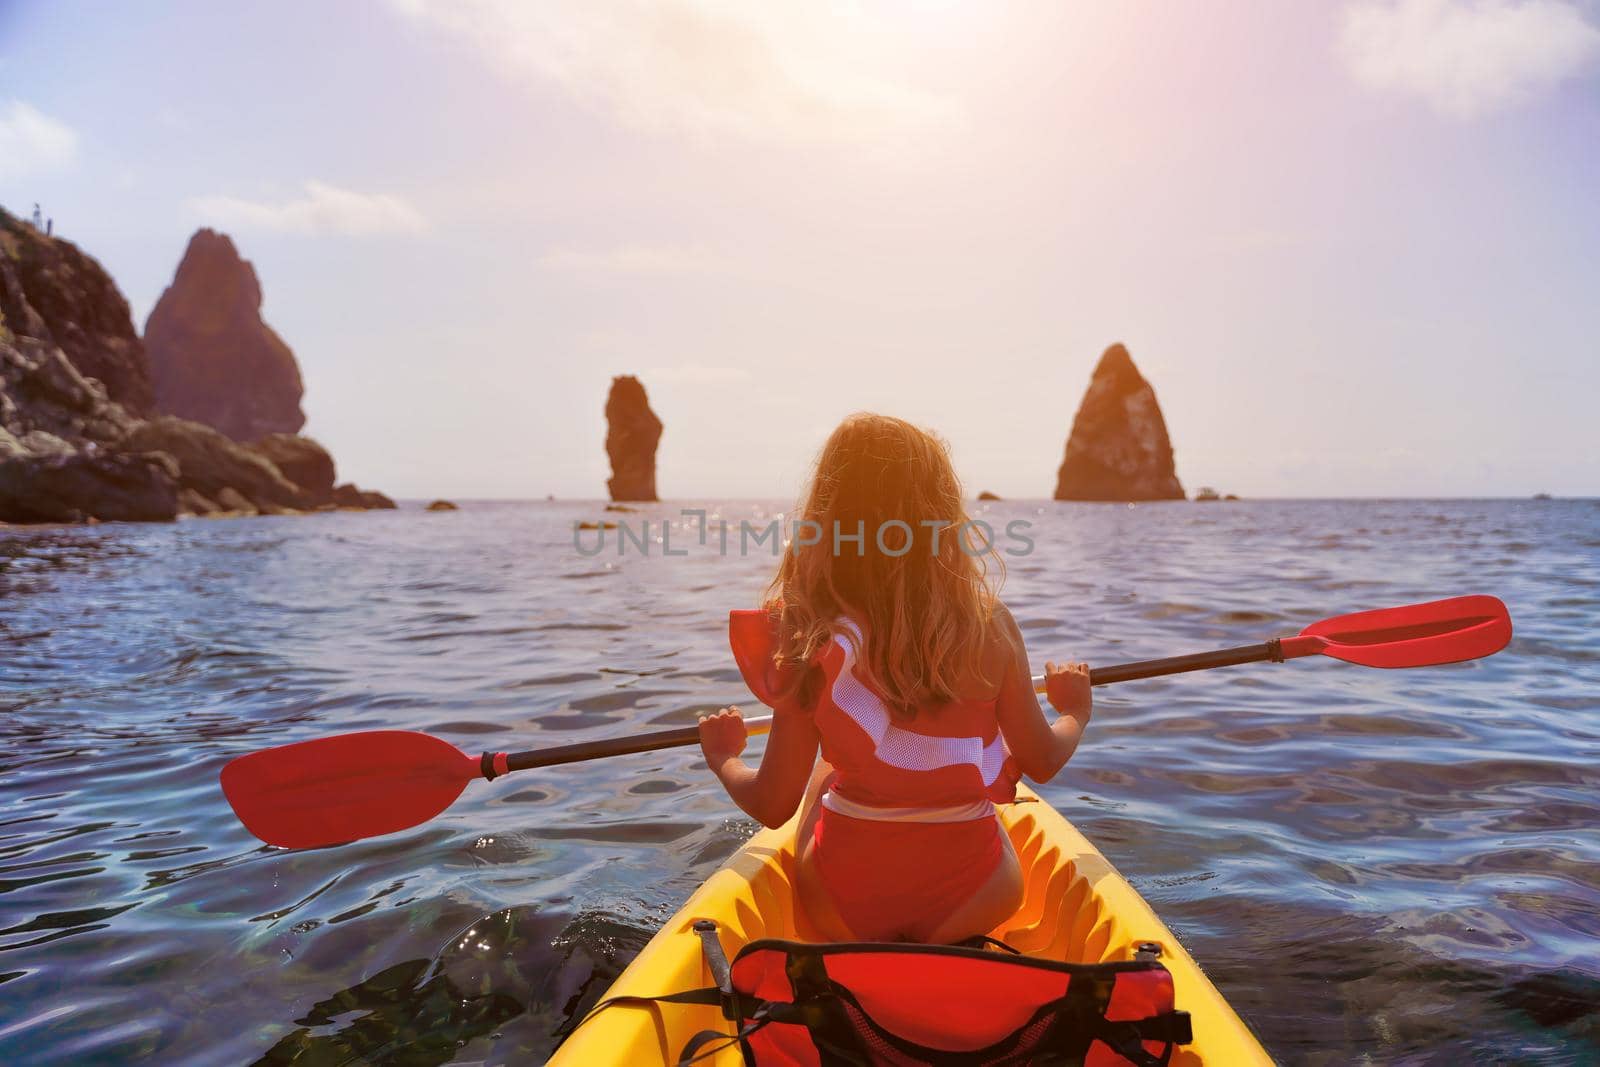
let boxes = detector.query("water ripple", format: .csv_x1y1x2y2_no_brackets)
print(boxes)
1,499,1597,1063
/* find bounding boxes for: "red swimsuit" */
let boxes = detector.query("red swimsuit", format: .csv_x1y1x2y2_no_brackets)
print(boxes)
732,612,1018,942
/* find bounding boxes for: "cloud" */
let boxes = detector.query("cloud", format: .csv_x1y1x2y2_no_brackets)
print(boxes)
188,181,426,236
1339,0,1600,118
538,243,728,273
0,100,78,179
387,0,955,140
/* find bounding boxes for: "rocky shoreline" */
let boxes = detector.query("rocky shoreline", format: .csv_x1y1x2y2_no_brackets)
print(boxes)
0,207,391,524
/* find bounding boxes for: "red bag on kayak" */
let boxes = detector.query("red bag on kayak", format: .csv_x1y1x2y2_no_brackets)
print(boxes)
719,936,1188,1066
576,921,1192,1066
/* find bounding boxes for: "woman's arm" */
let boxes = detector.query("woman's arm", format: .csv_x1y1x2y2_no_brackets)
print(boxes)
992,603,1093,783
698,700,821,829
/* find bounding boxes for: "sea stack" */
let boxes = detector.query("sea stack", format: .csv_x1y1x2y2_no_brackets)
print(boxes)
144,229,305,441
1053,343,1184,502
605,375,662,502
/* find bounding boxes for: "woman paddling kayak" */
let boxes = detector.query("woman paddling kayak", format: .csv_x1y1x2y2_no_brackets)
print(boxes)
697,412,1095,944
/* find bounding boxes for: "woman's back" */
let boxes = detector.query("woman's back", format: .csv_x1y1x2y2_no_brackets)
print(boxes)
812,617,1015,811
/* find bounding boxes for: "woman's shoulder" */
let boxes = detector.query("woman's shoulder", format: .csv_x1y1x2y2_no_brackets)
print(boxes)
987,599,1026,653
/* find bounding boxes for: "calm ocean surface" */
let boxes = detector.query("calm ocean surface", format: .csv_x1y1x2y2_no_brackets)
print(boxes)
1,499,1596,1065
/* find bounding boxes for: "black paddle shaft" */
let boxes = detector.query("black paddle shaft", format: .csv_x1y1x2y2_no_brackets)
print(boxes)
1086,640,1283,685
491,639,1286,776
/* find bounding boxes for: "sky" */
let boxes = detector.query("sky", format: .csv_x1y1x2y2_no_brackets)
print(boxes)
1,0,1596,499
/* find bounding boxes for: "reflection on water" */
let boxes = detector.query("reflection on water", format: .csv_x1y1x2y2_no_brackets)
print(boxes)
1,499,1597,1063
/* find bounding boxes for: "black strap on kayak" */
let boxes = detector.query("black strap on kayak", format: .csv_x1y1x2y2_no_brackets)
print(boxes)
693,918,735,1005
1036,965,1192,1067
782,948,876,1065
566,987,771,1066
1048,967,1117,1063
574,985,725,1019
676,1007,777,1066
670,919,771,1066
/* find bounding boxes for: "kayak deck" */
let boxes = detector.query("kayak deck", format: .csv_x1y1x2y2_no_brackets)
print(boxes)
552,787,1272,1064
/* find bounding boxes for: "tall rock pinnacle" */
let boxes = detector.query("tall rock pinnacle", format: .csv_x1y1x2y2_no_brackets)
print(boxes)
605,375,662,502
1053,343,1185,501
144,229,305,441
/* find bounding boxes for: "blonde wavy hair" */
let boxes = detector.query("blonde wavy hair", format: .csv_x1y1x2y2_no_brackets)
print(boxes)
766,413,1001,718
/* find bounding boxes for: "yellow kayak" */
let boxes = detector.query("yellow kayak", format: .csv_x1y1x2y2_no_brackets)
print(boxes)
552,785,1273,1065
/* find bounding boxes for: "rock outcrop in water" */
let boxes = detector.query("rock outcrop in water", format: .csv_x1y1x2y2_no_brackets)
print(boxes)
0,205,390,523
1053,344,1184,502
605,375,662,502
250,432,336,503
332,483,395,510
119,417,309,513
144,229,305,441
0,446,179,523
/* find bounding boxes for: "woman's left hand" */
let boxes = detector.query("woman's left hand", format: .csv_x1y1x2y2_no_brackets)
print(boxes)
698,706,748,765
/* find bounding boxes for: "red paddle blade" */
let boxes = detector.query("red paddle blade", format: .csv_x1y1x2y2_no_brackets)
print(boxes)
1289,595,1512,668
221,730,480,849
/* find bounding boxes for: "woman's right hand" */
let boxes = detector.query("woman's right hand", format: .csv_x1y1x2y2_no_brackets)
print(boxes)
1044,661,1092,721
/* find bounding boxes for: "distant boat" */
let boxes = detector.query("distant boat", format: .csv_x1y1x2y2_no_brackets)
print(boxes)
1533,493,1552,500
1194,486,1220,502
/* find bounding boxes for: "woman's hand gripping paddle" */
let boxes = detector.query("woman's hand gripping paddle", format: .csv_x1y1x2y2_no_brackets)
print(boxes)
221,595,1511,849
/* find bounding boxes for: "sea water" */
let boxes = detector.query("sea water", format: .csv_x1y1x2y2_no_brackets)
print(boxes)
1,499,1596,1063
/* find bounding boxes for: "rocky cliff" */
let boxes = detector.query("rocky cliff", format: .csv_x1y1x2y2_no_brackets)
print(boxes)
144,229,305,441
605,375,662,502
0,207,388,523
1053,343,1184,502
1,207,152,412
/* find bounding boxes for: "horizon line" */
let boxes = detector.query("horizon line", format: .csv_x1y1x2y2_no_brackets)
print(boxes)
380,495,1597,504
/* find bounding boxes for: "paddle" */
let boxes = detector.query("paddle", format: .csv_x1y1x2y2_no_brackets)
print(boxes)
221,595,1510,849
